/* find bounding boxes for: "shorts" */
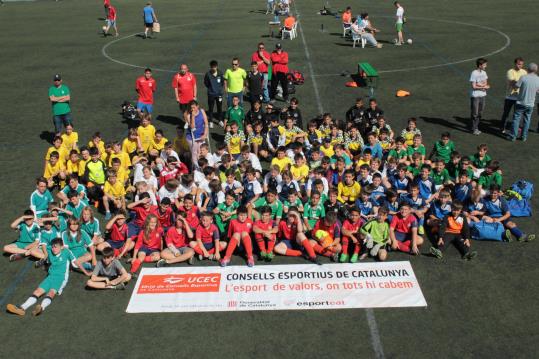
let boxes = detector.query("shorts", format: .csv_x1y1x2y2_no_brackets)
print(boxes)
13,241,33,249
280,239,301,250
394,231,412,242
39,275,68,295
70,247,88,259
139,245,159,256
107,19,116,27
396,23,403,32
173,246,191,255
202,242,215,250
106,240,125,250
179,103,190,114
127,222,142,238
145,22,154,28
136,102,153,114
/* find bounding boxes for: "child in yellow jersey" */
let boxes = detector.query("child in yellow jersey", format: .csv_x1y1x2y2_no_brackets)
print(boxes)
318,113,333,136
78,147,90,177
45,136,68,167
148,129,168,158
122,128,142,159
108,142,131,171
329,125,344,146
283,117,306,146
224,122,245,158
103,170,126,220
290,154,310,185
355,149,372,172
88,132,107,161
320,138,335,158
379,128,393,155
401,117,421,147
337,170,361,205
44,151,66,189
137,114,156,153
271,146,293,172
173,126,190,155
66,150,80,176
110,158,130,186
307,120,323,146
248,121,267,159
60,124,78,151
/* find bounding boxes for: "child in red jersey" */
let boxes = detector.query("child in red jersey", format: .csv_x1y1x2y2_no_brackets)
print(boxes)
97,210,135,259
389,203,424,255
130,214,163,276
253,206,278,261
273,207,320,265
126,192,158,239
311,211,342,261
220,206,254,267
190,212,227,261
156,215,195,267
177,194,200,229
155,197,174,230
339,207,364,263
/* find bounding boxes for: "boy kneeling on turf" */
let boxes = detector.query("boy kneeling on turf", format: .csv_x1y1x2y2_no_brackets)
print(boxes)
430,201,477,260
7,238,91,316
86,247,131,290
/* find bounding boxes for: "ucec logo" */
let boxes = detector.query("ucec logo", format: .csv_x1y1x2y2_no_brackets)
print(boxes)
137,273,221,294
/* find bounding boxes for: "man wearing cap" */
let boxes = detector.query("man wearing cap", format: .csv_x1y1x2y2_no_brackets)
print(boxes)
172,63,197,121
509,62,539,142
251,42,271,103
270,43,289,102
48,74,72,136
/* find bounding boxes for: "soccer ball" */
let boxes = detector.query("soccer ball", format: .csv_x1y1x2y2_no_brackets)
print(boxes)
102,25,107,31
407,38,413,45
393,38,398,44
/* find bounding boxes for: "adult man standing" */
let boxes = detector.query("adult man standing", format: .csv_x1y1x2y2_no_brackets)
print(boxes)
509,63,539,142
251,42,271,103
247,61,264,109
135,68,156,116
224,57,247,108
270,43,289,102
172,64,197,121
500,57,526,134
49,74,72,136
204,60,224,127
143,2,157,39
394,1,405,46
469,58,490,135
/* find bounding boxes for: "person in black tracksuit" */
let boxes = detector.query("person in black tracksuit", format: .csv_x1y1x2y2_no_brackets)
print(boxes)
204,60,224,125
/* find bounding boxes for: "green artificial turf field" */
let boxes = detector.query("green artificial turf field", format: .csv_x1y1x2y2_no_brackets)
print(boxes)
1,0,538,358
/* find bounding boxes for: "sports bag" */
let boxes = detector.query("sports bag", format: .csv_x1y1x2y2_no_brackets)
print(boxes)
470,220,504,241
510,180,533,200
288,71,305,85
507,197,532,217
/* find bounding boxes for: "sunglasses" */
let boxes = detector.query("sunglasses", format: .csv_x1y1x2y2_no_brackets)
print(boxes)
232,63,239,66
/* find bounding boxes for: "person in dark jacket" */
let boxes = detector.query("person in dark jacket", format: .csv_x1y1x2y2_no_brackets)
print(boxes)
203,60,225,126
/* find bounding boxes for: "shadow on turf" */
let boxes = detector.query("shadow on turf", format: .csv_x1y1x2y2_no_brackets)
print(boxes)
39,131,56,144
420,116,507,139
155,114,181,126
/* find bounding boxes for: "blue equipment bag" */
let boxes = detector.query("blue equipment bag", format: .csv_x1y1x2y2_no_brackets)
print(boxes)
511,180,533,200
507,197,532,217
470,220,504,241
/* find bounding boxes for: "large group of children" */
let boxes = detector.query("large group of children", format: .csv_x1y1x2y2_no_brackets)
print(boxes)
5,86,536,316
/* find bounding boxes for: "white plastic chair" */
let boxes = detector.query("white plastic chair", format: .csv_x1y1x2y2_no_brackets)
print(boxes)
343,23,352,37
352,31,366,48
282,21,297,40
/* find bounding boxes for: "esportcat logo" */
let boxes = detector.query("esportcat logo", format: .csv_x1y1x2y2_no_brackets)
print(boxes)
137,274,221,294
296,300,345,307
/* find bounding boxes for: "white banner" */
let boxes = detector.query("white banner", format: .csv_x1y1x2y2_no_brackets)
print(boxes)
126,261,427,313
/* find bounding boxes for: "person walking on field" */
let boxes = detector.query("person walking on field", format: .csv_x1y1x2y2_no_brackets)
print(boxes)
103,4,119,37
270,43,289,102
143,2,158,39
500,57,526,134
508,63,539,142
469,58,490,135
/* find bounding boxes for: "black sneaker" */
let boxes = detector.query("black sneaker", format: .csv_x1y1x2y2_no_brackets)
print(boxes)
34,259,46,268
463,251,477,260
156,259,168,268
113,283,126,290
430,247,443,259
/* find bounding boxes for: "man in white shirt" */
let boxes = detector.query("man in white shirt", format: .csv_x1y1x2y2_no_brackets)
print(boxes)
469,58,490,135
509,63,539,142
500,57,526,134
394,1,405,46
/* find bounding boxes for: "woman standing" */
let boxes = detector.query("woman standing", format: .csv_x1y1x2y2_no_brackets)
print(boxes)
185,100,209,169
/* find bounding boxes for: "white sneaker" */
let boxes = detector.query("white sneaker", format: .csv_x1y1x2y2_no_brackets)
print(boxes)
209,121,214,129
219,121,225,128
183,122,189,129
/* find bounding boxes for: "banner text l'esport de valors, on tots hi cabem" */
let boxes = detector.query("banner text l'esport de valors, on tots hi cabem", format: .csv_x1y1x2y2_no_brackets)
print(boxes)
126,261,427,313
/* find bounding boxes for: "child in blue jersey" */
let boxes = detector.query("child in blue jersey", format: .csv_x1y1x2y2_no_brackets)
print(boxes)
30,177,54,218
381,190,399,222
7,238,91,317
453,172,473,203
4,210,41,262
61,217,97,270
356,189,377,221
369,174,386,205
391,163,411,195
483,185,534,242
400,184,430,235
464,188,485,224
426,189,452,236
413,164,436,200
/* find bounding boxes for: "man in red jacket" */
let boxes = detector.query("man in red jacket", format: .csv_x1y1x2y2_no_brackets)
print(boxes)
251,42,271,103
270,43,289,102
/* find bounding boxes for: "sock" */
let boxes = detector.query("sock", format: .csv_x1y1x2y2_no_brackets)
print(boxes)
397,240,411,253
285,248,303,257
341,239,349,255
301,239,316,259
21,295,38,310
510,227,523,239
267,239,275,253
130,259,141,273
241,234,253,257
256,239,266,253
193,246,204,255
224,238,238,259
41,296,52,310
313,243,334,257
143,256,154,263
207,247,216,255
353,242,361,254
